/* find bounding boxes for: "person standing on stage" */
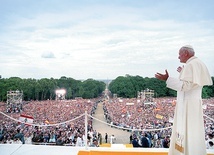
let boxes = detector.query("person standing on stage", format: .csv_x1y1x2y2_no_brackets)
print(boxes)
155,45,213,155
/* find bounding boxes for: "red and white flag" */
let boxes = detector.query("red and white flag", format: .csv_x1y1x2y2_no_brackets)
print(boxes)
19,114,34,125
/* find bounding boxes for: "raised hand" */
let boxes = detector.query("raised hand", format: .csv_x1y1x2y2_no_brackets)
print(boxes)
177,66,183,73
155,69,169,81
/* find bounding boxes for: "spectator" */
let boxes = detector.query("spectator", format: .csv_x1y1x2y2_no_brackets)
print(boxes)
110,135,116,144
75,133,83,147
207,141,214,149
97,132,102,145
132,136,140,147
89,139,99,147
206,134,214,149
162,135,170,148
105,133,108,143
14,128,25,144
140,133,149,148
129,133,133,144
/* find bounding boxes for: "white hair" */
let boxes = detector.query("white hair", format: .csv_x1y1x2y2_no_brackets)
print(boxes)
181,45,195,56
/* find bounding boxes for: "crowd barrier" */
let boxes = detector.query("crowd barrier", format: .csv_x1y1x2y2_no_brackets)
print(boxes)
1,144,214,155
79,144,214,155
78,145,214,155
78,150,214,155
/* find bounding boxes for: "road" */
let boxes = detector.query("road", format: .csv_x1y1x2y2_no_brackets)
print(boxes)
92,102,131,144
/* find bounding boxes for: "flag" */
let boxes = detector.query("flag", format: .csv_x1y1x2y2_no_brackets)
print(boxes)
45,120,50,124
19,114,33,125
156,114,163,119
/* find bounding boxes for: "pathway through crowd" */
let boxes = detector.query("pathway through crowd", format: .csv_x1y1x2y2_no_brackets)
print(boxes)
92,102,131,144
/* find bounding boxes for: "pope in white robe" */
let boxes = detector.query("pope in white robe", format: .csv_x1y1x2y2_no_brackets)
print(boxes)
155,45,213,155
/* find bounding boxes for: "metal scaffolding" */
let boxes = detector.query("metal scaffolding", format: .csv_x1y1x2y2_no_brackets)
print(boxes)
141,88,155,105
6,90,23,113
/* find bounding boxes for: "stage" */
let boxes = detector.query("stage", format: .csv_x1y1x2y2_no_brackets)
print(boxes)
0,144,214,155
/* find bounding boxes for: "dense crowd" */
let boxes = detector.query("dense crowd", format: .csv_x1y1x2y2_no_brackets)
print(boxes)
103,97,214,148
0,98,101,147
0,95,213,149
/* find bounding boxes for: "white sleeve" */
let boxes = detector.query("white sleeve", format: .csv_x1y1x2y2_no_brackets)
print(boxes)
166,77,183,91
181,81,199,91
166,77,199,91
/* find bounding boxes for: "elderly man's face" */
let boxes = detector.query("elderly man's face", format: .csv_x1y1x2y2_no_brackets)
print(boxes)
178,49,187,63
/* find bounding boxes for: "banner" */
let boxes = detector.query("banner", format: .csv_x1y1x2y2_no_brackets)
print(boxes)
156,114,163,119
126,102,134,105
19,114,33,125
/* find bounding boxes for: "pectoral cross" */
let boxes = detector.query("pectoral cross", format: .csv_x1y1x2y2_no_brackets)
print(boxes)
175,132,184,153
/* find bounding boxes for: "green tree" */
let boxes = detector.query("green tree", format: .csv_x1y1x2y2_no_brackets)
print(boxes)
81,79,105,98
109,76,135,98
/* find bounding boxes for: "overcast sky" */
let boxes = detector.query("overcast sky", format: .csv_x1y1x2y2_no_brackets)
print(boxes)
0,0,214,80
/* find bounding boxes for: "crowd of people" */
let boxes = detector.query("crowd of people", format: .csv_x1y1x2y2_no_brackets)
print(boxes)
0,95,213,149
103,96,214,148
0,98,102,147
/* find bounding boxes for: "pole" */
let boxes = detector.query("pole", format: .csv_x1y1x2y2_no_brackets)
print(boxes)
85,111,88,150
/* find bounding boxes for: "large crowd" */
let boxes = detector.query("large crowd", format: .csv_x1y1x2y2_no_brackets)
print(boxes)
0,98,101,146
0,93,213,149
103,96,214,148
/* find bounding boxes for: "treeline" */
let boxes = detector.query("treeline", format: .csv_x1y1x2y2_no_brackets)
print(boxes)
0,75,213,102
108,75,214,98
0,76,106,101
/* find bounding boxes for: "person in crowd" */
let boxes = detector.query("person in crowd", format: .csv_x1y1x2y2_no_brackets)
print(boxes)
89,138,99,147
110,134,116,144
97,132,102,145
56,136,64,145
206,133,214,149
14,128,25,144
154,138,163,148
105,133,108,143
207,141,214,149
155,45,213,154
132,135,140,147
6,136,13,144
24,132,32,144
75,133,83,147
13,137,22,144
162,135,170,148
129,133,133,144
49,131,56,143
140,133,150,148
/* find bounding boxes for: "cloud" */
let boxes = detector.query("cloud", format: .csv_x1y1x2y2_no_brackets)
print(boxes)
41,51,55,58
0,1,213,79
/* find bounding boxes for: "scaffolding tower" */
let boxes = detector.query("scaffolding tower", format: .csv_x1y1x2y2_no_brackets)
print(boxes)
6,90,23,113
141,88,155,105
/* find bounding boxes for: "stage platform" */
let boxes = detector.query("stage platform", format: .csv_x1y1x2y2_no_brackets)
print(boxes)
0,144,214,155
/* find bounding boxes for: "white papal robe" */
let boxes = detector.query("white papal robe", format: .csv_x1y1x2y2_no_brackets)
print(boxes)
166,56,213,155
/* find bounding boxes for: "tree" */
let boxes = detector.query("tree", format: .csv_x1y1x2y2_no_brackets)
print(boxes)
81,79,105,98
0,75,212,102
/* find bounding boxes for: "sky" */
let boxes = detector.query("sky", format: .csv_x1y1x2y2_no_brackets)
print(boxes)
0,0,214,80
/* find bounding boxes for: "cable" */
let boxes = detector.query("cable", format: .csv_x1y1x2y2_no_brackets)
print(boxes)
0,111,85,127
88,114,172,132
0,111,213,131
